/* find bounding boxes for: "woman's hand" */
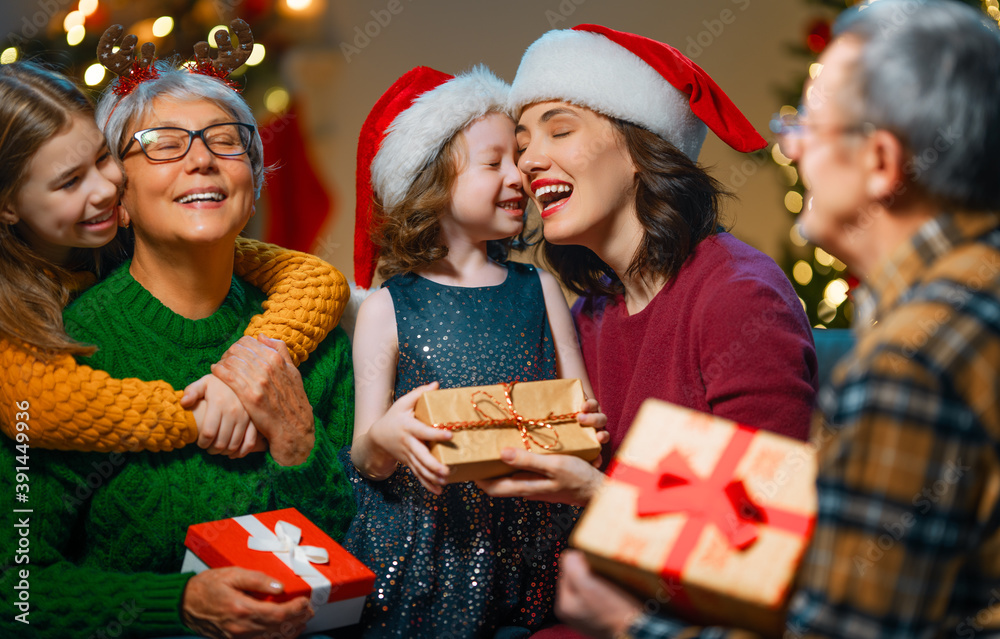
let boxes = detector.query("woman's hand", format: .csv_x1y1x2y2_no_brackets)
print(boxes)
211,335,315,466
578,397,610,448
475,448,605,506
556,550,644,639
365,382,453,495
182,374,264,458
181,567,313,639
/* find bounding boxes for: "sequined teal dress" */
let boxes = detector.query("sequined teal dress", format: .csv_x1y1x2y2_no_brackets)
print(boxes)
341,262,579,638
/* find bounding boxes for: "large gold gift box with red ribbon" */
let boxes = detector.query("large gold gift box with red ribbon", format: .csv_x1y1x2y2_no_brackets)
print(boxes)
571,399,816,636
414,378,602,483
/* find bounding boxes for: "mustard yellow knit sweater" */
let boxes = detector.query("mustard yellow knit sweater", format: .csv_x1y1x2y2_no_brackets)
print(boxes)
0,237,349,452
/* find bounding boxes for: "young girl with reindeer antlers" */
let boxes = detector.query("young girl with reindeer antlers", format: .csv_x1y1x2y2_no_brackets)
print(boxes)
0,20,348,458
345,65,607,638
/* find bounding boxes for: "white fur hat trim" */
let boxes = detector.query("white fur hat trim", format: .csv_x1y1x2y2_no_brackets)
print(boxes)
508,29,708,160
371,65,510,209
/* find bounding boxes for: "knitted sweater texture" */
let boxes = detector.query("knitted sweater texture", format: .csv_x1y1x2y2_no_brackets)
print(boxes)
574,233,818,459
0,263,355,638
0,237,349,452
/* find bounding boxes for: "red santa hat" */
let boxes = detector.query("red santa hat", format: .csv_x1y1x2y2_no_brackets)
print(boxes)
508,24,767,160
354,65,509,288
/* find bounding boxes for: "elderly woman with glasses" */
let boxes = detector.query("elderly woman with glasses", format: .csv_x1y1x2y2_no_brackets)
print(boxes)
3,62,356,638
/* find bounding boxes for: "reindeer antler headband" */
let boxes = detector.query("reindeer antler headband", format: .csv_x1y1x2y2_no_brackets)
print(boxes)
98,18,254,99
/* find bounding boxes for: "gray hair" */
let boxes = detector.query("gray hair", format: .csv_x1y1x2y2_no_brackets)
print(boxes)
95,64,265,198
834,0,1000,210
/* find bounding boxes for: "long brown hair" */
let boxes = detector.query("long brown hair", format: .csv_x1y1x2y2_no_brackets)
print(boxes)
543,118,730,301
0,61,102,357
374,117,530,281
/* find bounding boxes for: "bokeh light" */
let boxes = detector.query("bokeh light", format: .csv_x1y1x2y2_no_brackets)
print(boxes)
152,17,174,38
771,142,792,166
1,48,17,65
246,44,266,66
67,25,86,47
64,11,85,32
79,0,99,16
265,87,291,113
817,300,836,323
781,165,798,186
785,191,803,214
814,247,835,267
84,63,106,86
793,261,813,286
824,279,850,307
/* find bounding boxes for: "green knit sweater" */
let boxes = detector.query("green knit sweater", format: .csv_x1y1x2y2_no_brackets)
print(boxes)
0,262,355,638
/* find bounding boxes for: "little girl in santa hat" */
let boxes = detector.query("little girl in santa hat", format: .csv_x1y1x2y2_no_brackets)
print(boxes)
347,64,606,638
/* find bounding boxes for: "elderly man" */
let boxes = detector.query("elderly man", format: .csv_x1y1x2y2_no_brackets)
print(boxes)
539,1,1000,637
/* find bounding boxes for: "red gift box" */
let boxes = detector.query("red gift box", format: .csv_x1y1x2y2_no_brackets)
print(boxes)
182,508,375,632
571,400,817,636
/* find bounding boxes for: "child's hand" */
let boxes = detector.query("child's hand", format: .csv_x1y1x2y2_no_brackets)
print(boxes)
182,374,265,458
368,382,452,495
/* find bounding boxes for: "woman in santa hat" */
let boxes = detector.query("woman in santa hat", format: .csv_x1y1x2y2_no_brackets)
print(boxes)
478,25,816,511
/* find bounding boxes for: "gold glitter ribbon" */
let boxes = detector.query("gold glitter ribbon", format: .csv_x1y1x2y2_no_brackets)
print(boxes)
430,381,576,451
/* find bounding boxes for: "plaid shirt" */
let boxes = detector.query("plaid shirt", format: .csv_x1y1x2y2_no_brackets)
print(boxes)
627,211,1000,639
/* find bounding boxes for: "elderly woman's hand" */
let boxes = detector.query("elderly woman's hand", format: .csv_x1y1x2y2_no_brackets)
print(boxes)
475,448,605,506
556,550,644,639
181,567,313,638
211,335,315,466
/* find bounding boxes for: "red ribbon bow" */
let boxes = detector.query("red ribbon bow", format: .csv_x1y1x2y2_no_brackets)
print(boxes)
607,424,814,613
614,449,764,549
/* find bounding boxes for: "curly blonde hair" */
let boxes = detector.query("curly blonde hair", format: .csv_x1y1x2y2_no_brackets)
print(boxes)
374,122,529,281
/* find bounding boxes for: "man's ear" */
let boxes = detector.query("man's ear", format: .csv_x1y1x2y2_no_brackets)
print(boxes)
0,207,19,225
865,129,907,203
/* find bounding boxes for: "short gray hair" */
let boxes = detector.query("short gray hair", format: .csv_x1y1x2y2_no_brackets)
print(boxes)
834,0,1000,210
96,64,265,198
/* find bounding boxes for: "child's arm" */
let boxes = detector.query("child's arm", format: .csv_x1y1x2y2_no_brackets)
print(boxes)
0,240,348,453
233,237,350,366
538,269,594,395
0,338,197,452
538,269,607,435
349,289,452,493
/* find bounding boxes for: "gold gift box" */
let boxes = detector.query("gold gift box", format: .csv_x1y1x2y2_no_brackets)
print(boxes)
571,399,817,637
414,378,602,483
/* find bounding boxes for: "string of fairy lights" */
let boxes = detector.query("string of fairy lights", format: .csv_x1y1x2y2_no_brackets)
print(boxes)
774,0,999,329
0,0,330,117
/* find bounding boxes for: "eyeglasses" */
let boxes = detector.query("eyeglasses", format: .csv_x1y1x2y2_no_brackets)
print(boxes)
770,107,875,157
121,122,255,161
770,108,874,141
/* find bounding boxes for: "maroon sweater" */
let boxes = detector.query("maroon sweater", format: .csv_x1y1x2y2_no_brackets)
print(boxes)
574,233,817,460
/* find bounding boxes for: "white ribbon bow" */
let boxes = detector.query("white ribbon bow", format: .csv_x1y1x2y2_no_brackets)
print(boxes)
246,521,330,576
